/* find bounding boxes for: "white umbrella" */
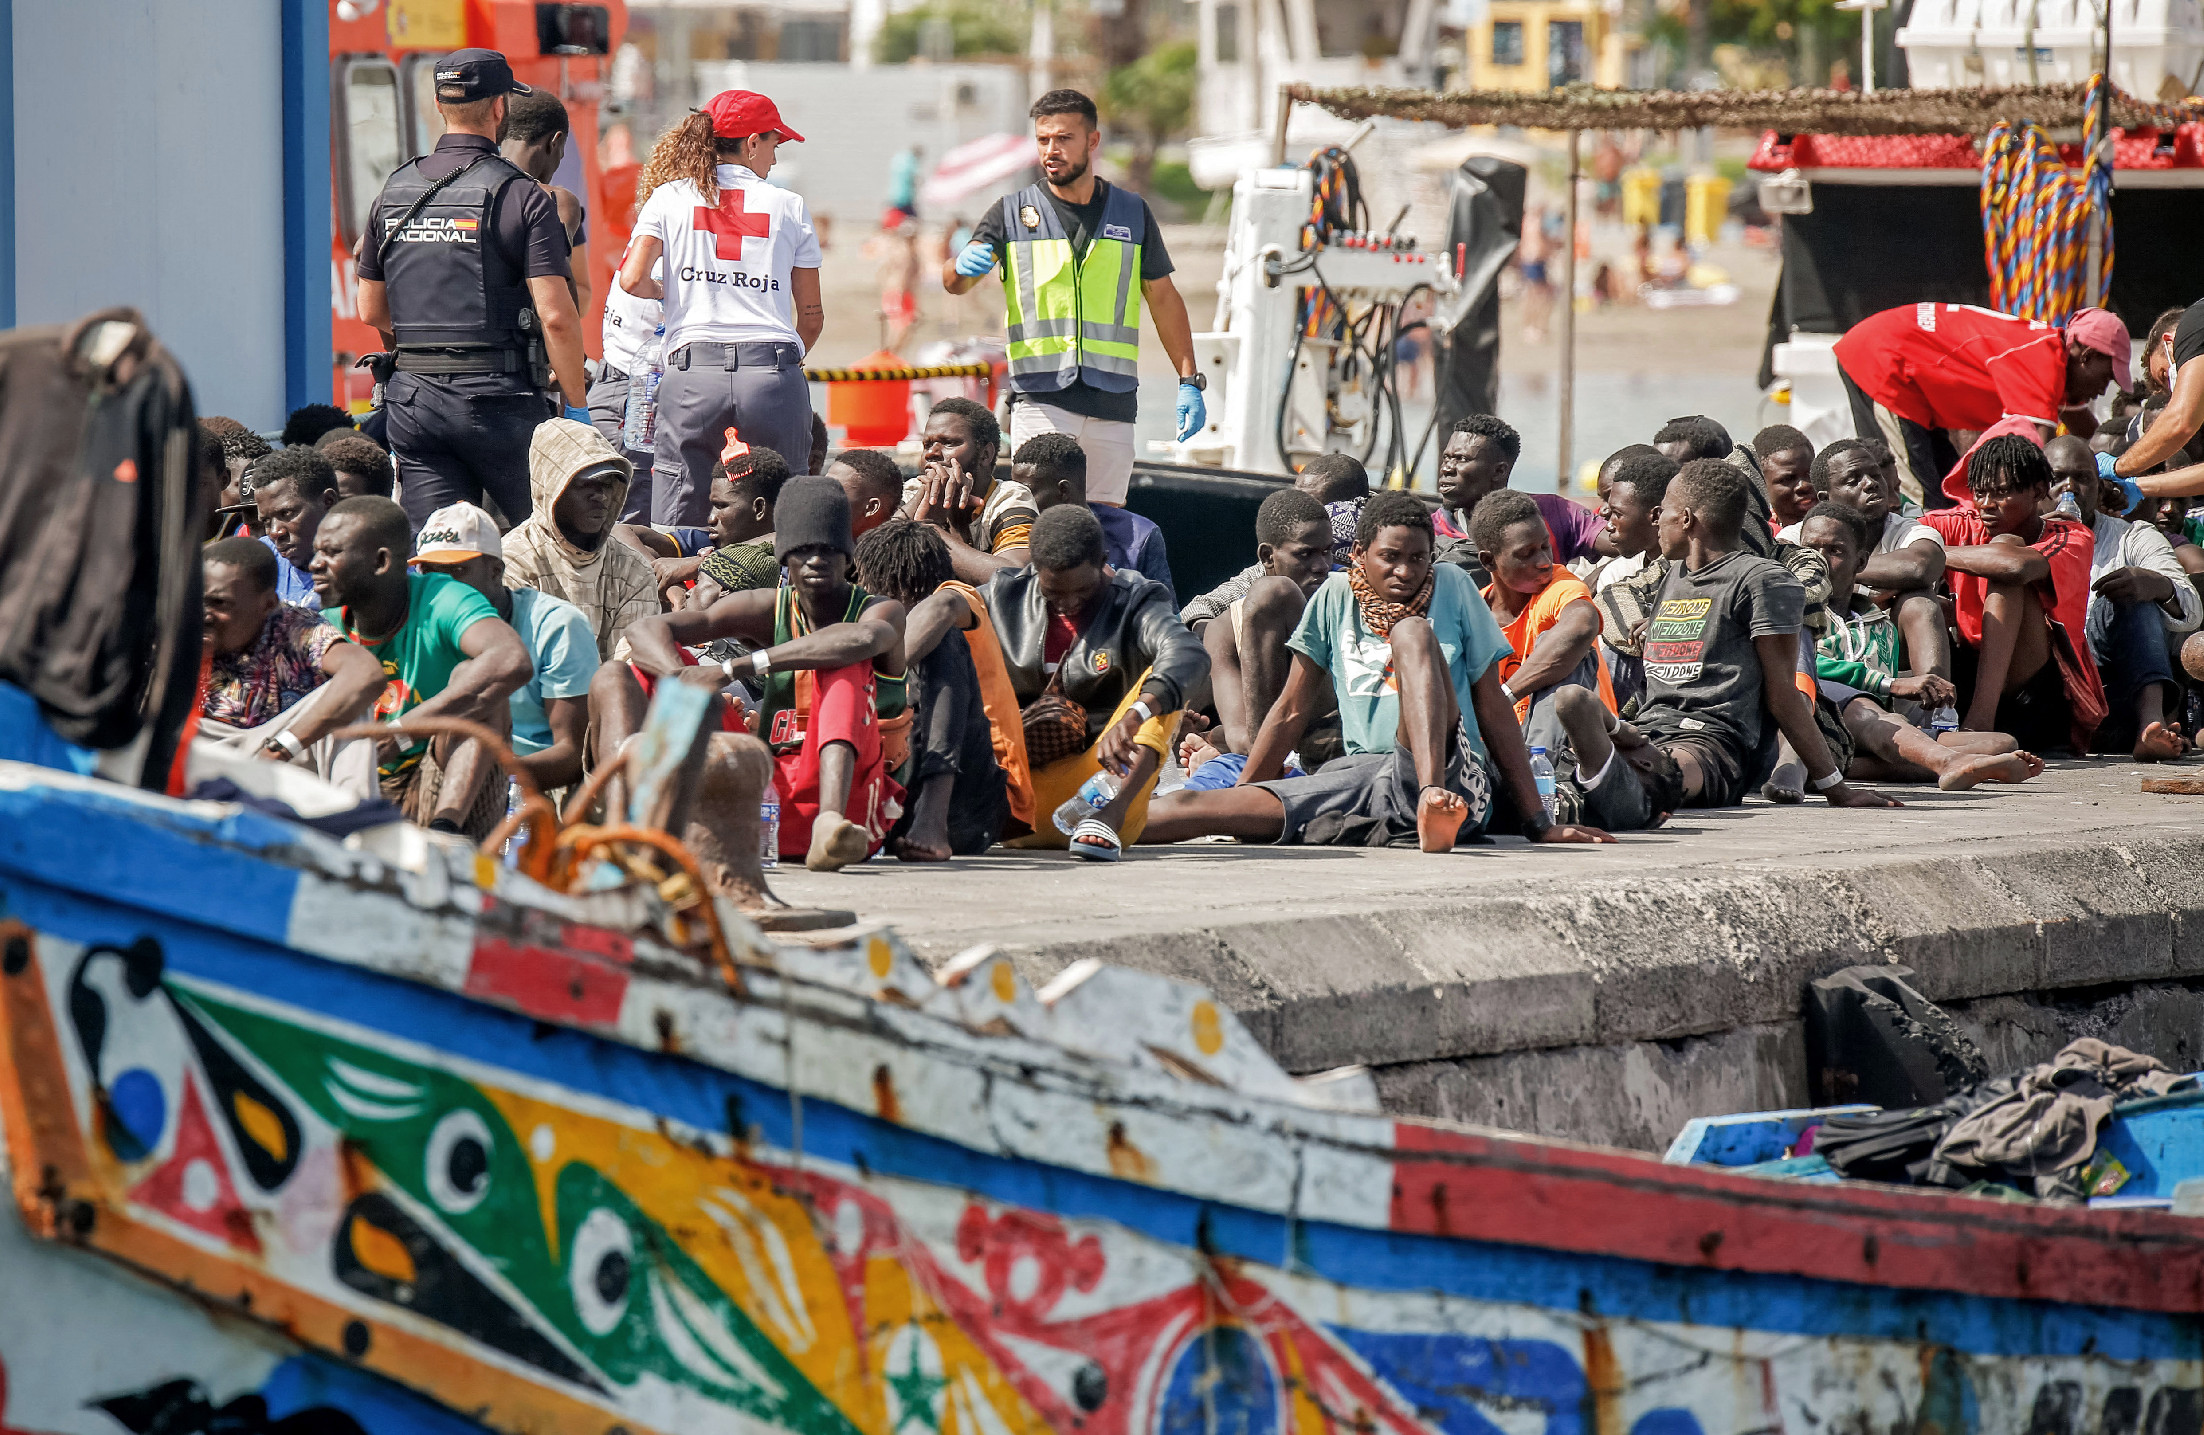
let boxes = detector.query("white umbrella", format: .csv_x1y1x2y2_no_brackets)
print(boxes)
920,133,1038,213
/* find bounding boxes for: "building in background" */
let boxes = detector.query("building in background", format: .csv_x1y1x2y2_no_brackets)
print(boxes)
1472,0,1638,90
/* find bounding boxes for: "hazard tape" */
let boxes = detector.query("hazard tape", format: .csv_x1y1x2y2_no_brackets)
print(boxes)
802,363,994,382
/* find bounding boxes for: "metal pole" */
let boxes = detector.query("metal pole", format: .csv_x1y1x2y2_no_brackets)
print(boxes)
1861,3,1875,95
1558,129,1579,495
1272,85,1294,166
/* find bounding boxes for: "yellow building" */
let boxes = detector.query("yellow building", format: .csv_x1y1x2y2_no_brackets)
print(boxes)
1471,0,1636,90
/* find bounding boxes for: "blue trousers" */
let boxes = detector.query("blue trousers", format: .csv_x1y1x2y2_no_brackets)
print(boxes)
2087,596,2179,745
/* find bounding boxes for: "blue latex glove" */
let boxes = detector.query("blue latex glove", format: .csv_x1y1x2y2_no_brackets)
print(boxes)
953,241,996,278
563,404,592,425
2098,448,2145,514
1175,381,1207,442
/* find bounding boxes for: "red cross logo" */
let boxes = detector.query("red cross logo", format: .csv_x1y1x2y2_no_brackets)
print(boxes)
693,190,773,261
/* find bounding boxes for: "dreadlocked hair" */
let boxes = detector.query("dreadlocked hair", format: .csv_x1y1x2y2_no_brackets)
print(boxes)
636,111,764,208
855,519,953,606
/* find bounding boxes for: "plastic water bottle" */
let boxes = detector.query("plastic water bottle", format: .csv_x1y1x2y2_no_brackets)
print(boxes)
1930,705,1959,736
1051,772,1120,836
1529,746,1558,824
2054,489,2084,522
759,788,780,869
620,324,665,451
500,777,527,864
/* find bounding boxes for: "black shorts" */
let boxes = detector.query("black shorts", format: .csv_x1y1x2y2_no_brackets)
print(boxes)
1953,644,2074,754
1256,730,1494,847
1644,728,1754,808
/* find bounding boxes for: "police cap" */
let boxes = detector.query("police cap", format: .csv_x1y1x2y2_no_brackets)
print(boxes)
435,49,533,103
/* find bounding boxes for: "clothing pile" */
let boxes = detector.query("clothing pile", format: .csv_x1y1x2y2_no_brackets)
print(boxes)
1816,1038,2196,1200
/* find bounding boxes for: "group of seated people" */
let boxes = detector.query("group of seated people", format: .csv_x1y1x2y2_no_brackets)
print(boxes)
190,390,2196,890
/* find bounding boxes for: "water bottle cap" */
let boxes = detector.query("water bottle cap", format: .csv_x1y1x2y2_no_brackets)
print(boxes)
1530,746,1547,755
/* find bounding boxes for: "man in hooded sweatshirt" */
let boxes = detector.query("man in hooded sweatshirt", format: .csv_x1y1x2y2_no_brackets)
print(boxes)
504,418,659,661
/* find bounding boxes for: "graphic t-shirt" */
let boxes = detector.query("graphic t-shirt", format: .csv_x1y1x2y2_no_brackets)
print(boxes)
1288,563,1512,767
633,164,822,352
1483,572,1617,721
506,587,598,757
324,573,500,776
204,606,342,730
1635,550,1806,766
1832,303,2067,432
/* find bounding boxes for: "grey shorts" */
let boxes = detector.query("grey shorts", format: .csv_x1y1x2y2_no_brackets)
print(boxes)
1255,730,1494,847
1559,746,1659,830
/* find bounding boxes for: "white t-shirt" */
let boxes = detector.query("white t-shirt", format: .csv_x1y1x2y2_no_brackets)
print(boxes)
602,251,663,375
634,164,821,353
1778,511,1944,556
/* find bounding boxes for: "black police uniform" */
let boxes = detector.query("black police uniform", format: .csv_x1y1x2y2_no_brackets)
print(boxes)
357,132,572,528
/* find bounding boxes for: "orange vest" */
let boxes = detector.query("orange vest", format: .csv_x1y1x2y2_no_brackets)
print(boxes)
944,580,1034,830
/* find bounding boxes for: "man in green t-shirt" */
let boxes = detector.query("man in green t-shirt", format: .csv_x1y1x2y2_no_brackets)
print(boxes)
310,496,533,837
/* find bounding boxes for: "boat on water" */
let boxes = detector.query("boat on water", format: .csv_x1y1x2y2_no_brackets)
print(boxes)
2,760,2202,1435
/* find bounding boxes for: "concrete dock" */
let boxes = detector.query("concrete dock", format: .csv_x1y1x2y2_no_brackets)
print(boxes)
773,762,2204,1152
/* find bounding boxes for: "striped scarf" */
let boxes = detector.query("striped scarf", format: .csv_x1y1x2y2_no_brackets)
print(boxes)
1348,562,1433,639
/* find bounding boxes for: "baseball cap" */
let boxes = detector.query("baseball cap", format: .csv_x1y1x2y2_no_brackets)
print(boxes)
704,90,805,144
412,503,503,565
434,49,532,103
2066,307,2133,378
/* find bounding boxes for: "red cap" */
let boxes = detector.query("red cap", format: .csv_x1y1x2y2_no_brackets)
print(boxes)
705,90,805,144
2065,306,2133,379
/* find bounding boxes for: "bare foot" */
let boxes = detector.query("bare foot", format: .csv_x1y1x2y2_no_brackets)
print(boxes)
1417,785,1469,853
1761,759,1805,804
806,815,872,871
890,834,951,863
2135,722,2188,763
1936,750,2045,791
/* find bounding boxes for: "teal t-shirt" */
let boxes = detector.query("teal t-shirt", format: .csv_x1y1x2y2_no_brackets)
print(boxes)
506,586,598,756
1287,563,1511,766
324,572,499,775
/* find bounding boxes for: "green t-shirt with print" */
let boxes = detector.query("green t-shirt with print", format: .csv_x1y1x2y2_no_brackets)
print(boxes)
324,572,499,776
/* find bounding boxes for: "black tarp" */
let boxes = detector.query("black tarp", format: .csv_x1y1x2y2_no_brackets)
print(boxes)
1758,181,2204,388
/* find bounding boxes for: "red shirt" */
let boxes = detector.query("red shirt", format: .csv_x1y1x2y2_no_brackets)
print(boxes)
1921,508,2104,725
1834,304,2067,432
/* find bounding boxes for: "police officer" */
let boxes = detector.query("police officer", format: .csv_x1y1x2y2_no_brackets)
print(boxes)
941,88,1205,509
355,49,589,529
617,90,822,528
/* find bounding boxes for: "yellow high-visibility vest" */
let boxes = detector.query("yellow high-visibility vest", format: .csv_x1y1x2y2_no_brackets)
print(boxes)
999,181,1143,394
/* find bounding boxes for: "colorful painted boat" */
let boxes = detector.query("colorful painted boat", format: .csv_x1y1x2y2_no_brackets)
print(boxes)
4,759,2204,1435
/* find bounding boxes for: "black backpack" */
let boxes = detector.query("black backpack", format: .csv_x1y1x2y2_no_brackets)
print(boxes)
0,308,204,785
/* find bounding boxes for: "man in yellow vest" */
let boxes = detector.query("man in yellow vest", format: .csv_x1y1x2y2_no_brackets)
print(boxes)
941,88,1204,509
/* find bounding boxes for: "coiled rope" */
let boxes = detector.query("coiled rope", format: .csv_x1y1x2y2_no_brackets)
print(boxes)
1980,73,2114,322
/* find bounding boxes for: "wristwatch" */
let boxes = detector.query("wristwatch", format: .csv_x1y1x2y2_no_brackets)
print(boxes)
1180,372,1207,391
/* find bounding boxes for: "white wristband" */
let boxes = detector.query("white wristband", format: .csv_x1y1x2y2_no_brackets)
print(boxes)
1809,768,1845,792
1130,699,1155,724
751,649,772,679
1499,681,1518,705
270,728,306,759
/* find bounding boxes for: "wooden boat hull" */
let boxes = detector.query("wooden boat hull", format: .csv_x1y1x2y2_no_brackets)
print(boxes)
1,765,2201,1434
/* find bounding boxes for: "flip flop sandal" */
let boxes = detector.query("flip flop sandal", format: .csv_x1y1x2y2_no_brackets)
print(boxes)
1068,816,1124,862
